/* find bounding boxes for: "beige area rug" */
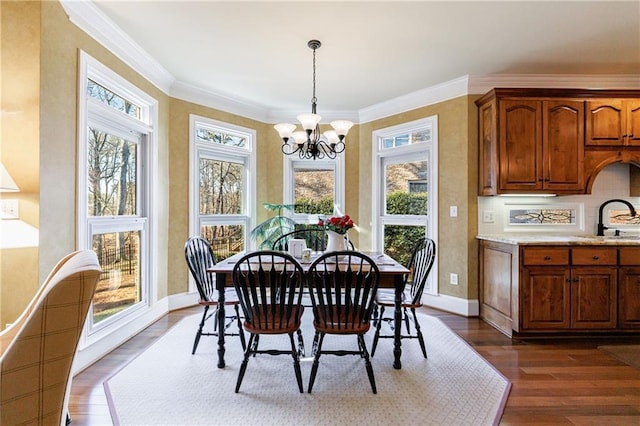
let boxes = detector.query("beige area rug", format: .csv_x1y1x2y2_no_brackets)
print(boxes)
105,313,510,426
598,345,640,369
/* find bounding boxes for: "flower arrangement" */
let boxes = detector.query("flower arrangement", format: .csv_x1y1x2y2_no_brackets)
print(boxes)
318,214,354,235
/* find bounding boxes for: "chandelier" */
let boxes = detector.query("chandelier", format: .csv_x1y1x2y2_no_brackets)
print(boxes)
274,40,354,160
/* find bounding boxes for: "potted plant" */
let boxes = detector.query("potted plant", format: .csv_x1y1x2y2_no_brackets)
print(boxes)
249,203,297,249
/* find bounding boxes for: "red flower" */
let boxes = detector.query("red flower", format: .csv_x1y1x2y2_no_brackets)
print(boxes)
319,214,355,235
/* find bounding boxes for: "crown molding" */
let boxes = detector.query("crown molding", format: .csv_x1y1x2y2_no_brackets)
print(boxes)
60,0,174,94
59,1,640,125
468,74,640,94
171,81,270,123
357,76,471,124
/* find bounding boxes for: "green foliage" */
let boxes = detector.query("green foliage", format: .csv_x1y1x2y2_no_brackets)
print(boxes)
386,191,427,215
384,191,428,266
249,203,297,249
294,196,334,215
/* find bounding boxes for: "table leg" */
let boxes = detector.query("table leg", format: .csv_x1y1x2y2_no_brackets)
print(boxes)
393,273,403,369
216,272,226,368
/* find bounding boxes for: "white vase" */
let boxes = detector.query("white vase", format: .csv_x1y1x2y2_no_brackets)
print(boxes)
325,230,346,252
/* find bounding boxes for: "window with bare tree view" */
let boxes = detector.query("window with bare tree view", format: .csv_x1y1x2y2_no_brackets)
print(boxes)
191,116,254,262
81,53,156,331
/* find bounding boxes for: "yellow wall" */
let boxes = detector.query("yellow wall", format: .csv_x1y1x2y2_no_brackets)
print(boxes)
358,97,478,300
167,98,271,295
0,1,40,327
0,0,480,328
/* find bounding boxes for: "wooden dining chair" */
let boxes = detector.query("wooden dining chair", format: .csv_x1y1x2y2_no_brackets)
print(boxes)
232,251,306,393
371,238,436,358
184,236,246,354
306,251,380,393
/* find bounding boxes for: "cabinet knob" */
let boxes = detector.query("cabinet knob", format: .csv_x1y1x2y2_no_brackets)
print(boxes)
592,255,599,260
544,256,551,261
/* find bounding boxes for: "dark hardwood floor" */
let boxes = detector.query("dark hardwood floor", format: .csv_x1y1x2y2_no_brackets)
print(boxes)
69,306,640,425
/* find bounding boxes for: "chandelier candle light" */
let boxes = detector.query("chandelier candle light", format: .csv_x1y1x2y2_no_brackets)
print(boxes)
274,40,354,160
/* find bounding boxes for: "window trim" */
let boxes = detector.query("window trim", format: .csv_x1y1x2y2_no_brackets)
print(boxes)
372,116,438,294
283,155,346,224
77,50,159,343
188,114,256,280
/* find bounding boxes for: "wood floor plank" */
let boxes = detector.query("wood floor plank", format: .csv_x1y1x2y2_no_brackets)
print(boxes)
69,306,640,425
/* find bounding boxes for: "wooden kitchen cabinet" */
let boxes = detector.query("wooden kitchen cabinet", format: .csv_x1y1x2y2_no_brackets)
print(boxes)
477,90,585,194
476,88,640,195
522,247,616,330
478,239,638,336
586,99,640,146
619,247,640,329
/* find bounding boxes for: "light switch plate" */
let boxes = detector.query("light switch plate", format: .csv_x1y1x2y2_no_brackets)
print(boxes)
0,199,18,219
450,206,458,217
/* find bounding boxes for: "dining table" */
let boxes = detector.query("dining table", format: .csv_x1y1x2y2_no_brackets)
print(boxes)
208,250,410,370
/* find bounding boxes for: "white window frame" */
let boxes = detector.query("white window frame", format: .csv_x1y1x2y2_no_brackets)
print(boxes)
283,155,346,224
372,116,438,294
189,115,256,292
77,51,158,342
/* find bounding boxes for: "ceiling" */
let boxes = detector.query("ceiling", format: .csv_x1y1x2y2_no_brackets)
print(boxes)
90,1,640,115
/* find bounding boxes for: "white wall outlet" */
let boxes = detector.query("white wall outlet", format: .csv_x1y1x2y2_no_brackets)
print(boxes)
450,273,458,285
0,199,19,219
482,210,495,223
450,205,458,217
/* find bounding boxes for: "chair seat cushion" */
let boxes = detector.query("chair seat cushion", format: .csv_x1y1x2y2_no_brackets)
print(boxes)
244,305,304,334
375,288,422,308
313,307,371,334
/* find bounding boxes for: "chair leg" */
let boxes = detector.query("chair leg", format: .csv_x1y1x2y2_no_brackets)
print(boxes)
404,307,411,334
234,304,246,351
412,307,428,358
307,332,325,393
289,333,304,393
192,305,209,354
371,305,385,357
359,334,377,394
235,334,256,393
296,328,305,357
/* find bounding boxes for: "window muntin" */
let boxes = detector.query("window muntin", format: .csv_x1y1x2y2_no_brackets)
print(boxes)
88,127,138,216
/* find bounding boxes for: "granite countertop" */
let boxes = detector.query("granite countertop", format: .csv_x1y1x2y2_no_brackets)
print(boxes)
476,234,640,246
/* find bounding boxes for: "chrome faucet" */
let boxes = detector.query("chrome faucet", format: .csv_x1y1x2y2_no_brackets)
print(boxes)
597,199,637,236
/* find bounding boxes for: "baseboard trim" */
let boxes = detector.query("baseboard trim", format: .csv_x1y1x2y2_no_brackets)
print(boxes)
423,293,479,317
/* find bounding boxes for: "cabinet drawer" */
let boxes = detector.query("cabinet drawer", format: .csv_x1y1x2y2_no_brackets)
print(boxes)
620,248,640,266
572,248,617,265
523,248,569,265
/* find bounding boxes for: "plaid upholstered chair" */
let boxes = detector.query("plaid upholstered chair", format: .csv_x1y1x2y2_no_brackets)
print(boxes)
0,250,101,425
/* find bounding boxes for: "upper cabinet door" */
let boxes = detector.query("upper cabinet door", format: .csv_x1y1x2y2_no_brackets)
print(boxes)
499,99,543,191
586,99,640,146
543,100,585,191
